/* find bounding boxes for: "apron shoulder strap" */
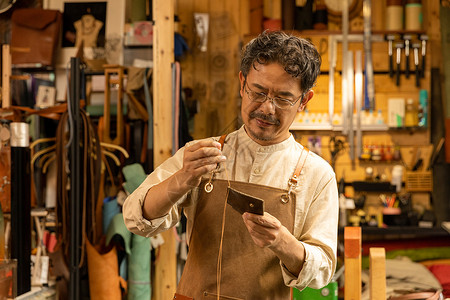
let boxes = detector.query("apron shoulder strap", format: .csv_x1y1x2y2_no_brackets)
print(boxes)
290,147,310,186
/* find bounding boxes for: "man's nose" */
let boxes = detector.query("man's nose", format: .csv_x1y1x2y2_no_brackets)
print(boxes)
259,96,277,113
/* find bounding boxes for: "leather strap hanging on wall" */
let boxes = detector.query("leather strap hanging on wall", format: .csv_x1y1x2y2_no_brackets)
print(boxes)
0,123,11,213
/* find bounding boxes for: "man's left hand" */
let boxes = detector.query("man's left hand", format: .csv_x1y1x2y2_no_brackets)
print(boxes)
242,212,288,249
242,211,305,276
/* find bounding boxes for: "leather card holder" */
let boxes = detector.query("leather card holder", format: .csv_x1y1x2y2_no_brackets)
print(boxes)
226,187,264,215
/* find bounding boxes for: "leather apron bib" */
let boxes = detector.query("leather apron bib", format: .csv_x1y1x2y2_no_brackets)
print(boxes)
175,137,308,300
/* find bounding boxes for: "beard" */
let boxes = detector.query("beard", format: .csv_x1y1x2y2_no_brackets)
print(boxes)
246,111,281,141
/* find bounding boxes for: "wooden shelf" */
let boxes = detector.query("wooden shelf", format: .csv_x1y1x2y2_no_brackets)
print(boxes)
339,226,449,238
290,123,388,131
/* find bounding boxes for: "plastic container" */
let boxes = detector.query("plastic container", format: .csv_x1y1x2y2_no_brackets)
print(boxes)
419,89,428,127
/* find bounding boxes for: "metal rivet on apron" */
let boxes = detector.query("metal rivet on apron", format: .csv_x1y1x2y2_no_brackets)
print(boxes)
280,194,290,204
204,182,213,193
249,203,254,208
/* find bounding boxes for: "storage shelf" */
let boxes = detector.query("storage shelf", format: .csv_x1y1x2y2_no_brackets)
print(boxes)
290,123,389,131
339,226,449,238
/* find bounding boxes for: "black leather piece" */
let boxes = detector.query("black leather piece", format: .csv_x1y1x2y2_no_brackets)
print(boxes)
226,187,264,215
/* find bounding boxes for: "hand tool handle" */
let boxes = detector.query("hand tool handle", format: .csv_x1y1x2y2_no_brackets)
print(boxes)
389,55,394,78
421,55,426,78
396,62,401,86
415,66,420,87
405,56,410,78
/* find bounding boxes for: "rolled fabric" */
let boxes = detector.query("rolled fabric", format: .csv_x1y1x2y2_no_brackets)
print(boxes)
102,197,120,234
128,234,151,300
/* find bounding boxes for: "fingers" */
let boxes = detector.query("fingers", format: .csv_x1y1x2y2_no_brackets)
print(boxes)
243,212,280,229
182,140,227,183
242,212,282,248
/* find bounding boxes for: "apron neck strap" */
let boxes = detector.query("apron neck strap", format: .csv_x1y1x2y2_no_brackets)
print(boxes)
289,147,309,186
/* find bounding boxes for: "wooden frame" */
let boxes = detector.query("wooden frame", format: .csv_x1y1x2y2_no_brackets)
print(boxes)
44,0,125,68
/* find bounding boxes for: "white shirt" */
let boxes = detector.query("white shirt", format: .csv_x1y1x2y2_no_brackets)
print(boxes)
123,126,339,290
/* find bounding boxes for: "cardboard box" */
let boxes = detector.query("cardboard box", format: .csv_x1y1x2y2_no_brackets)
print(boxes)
388,98,405,127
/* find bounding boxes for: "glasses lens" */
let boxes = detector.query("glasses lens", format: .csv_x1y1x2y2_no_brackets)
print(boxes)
273,98,292,108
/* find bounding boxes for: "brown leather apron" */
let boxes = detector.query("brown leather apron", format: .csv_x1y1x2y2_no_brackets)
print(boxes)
175,137,308,300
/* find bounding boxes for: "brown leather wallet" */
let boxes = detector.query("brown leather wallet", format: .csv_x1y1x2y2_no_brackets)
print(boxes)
226,187,264,215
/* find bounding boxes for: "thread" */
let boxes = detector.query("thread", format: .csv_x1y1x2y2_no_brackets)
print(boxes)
405,0,422,31
386,0,403,31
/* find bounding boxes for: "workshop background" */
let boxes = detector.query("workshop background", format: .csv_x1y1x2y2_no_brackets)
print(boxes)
0,0,449,299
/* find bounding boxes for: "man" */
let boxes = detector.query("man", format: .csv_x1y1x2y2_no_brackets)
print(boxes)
123,31,338,299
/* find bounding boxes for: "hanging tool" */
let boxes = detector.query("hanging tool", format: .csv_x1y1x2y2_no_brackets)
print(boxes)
395,42,404,86
420,34,428,78
347,51,355,164
341,0,349,135
412,42,421,87
363,0,375,111
329,136,345,170
386,34,396,78
355,51,363,159
403,34,411,79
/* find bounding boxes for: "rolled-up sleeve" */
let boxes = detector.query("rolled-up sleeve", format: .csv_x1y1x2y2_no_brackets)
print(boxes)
122,146,188,237
282,172,339,291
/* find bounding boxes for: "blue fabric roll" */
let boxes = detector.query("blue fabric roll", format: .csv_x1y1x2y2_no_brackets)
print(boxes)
103,197,120,234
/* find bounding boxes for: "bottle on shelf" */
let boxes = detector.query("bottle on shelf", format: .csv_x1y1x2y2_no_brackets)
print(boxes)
419,89,428,127
384,144,394,162
375,109,385,125
404,98,418,127
372,144,382,161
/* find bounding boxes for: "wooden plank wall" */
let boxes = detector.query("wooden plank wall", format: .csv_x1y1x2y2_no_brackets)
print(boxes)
174,0,441,214
290,1,439,199
176,0,247,140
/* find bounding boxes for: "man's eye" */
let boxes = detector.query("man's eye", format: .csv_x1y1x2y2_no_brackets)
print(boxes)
276,97,291,104
253,93,266,100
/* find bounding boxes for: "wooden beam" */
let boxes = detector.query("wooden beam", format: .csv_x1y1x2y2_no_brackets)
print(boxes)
369,247,386,300
2,44,11,108
344,226,361,300
153,0,176,299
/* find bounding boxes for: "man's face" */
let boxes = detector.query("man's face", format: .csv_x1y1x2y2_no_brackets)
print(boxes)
239,62,312,146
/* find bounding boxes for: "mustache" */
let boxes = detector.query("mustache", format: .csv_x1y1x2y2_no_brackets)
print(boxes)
249,111,280,125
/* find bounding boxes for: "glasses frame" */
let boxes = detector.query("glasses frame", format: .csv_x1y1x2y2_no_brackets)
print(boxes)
243,79,305,109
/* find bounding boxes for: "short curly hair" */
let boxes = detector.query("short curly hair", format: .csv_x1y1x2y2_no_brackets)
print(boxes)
240,31,321,93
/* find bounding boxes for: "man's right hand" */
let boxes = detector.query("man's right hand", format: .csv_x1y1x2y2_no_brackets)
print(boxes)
142,140,226,220
180,140,227,187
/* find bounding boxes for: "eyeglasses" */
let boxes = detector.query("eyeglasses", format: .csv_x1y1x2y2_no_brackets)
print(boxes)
244,81,304,110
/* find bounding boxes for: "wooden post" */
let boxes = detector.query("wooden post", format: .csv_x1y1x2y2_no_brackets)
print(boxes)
369,247,386,300
344,226,361,300
2,44,11,108
152,0,176,300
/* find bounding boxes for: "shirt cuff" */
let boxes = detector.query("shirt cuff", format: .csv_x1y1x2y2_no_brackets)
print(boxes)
281,241,331,291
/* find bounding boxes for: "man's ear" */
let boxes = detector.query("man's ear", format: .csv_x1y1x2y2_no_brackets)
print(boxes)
297,90,314,112
239,71,245,97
